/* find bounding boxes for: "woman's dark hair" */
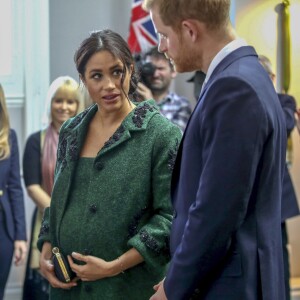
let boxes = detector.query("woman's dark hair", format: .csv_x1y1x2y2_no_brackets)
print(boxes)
74,29,138,98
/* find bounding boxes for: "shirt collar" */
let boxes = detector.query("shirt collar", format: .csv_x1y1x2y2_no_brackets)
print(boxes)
201,38,248,91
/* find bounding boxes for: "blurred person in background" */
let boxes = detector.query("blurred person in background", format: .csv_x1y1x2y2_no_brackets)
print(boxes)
0,83,27,300
136,46,192,132
259,54,300,300
22,76,84,300
296,109,300,134
187,70,206,102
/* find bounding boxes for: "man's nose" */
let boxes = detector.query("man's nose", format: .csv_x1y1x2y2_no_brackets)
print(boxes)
158,39,167,53
153,68,160,77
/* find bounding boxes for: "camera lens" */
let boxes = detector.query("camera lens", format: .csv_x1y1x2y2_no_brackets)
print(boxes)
140,62,156,87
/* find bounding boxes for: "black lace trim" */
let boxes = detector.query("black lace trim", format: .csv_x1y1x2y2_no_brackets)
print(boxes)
103,125,125,148
164,234,171,258
168,138,179,171
128,206,148,238
38,223,50,238
55,108,91,170
132,103,156,128
57,136,67,167
57,132,79,172
69,135,79,161
67,108,90,130
57,136,68,172
139,229,161,254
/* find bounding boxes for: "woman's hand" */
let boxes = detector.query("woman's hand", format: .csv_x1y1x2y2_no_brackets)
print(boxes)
68,252,120,281
40,242,77,289
14,240,27,266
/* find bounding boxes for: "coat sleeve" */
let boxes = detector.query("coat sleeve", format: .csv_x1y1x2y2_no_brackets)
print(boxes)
127,118,182,272
278,93,296,137
164,77,270,299
8,129,27,241
37,207,50,251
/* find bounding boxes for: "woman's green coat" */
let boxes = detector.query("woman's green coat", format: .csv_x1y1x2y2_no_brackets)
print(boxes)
38,100,182,299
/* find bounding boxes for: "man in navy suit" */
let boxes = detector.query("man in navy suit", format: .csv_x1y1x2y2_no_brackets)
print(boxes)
143,0,287,299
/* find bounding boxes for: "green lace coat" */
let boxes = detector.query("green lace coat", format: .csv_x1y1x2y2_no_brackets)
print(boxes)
37,100,182,300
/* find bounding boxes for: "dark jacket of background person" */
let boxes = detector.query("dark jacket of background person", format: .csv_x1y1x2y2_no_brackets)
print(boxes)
22,130,51,300
0,129,26,241
166,47,286,299
0,129,27,299
258,53,300,300
0,83,27,300
279,93,300,221
278,93,300,300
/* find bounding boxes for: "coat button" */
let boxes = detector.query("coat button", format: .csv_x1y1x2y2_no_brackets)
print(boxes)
173,210,177,218
89,204,97,213
95,162,104,170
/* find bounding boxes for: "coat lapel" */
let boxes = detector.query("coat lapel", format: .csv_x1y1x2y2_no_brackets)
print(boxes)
52,106,96,244
99,100,160,156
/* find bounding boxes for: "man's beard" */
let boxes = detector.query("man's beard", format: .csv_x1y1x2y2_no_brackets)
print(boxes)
172,33,201,73
151,84,169,95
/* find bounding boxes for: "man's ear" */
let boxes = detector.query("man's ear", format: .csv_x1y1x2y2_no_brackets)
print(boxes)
181,20,199,42
171,69,177,79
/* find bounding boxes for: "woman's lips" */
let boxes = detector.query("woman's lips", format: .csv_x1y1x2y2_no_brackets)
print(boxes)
103,94,119,100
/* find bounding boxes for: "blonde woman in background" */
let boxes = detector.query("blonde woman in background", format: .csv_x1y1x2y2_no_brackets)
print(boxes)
0,84,27,300
22,76,84,300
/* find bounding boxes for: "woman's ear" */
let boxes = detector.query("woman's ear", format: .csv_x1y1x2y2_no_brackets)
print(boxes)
129,64,134,76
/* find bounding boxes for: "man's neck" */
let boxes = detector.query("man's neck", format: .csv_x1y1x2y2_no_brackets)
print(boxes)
152,90,169,103
201,26,237,73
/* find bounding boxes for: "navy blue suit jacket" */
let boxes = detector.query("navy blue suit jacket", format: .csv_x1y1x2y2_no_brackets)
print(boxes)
164,47,286,299
278,93,300,221
0,129,26,241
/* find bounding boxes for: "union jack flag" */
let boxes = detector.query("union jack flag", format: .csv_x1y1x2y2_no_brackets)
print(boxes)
127,0,158,54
